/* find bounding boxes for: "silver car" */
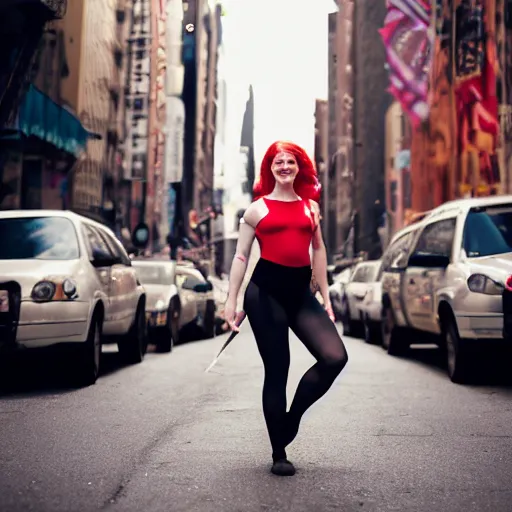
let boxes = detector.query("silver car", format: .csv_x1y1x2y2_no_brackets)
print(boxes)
0,210,147,386
381,196,512,383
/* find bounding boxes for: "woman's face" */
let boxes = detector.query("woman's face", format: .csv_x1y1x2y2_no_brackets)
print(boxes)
271,151,299,186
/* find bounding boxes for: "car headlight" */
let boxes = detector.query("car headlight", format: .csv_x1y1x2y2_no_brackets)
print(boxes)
155,299,167,311
31,278,79,302
31,281,56,302
62,279,78,299
467,274,504,295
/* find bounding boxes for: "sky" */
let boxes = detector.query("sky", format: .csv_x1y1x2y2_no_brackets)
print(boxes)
220,0,337,168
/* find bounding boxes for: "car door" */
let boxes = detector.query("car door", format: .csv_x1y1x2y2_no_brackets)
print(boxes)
380,230,418,327
100,228,139,334
404,217,456,332
82,223,115,331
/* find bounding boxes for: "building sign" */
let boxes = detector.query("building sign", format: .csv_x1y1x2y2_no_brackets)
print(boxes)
123,0,151,181
163,97,185,183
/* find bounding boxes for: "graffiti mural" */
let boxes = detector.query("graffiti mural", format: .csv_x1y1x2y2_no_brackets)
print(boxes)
410,0,454,213
455,0,501,196
408,0,506,215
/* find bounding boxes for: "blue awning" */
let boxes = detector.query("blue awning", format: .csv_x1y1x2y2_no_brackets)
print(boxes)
5,85,99,157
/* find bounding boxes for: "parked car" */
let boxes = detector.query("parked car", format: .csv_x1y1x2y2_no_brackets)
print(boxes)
132,259,180,352
175,263,216,339
328,266,354,322
381,196,512,383
340,260,381,339
0,210,147,386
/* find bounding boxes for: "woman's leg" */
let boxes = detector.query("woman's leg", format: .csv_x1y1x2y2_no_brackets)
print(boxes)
285,292,348,445
244,281,291,462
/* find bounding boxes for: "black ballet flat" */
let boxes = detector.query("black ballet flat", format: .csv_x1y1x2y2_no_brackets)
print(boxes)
271,458,296,476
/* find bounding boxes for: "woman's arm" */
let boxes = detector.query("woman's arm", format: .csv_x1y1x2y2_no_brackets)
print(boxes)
310,201,335,321
223,202,260,330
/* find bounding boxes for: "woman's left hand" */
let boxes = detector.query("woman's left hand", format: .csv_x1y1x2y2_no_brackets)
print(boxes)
324,302,335,323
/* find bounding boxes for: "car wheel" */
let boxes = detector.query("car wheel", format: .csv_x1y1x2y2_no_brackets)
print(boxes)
203,300,215,339
74,313,102,387
443,317,475,384
381,306,409,356
118,302,147,364
156,304,179,353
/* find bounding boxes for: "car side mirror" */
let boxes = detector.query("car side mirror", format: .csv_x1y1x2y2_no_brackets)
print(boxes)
193,283,211,293
408,252,450,269
91,249,120,268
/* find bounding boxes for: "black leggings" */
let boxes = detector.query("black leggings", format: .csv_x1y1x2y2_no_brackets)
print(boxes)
243,259,348,460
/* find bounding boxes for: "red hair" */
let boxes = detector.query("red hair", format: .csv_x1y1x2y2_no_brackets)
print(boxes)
253,141,321,202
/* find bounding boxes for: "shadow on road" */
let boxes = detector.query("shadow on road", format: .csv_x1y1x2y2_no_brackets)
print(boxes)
402,344,512,388
0,344,140,399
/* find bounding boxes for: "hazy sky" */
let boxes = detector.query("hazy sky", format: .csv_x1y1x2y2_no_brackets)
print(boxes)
221,0,336,167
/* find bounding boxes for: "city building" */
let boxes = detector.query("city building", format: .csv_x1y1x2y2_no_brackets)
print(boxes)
331,0,389,260
0,0,67,128
181,0,221,257
314,98,328,225
161,0,186,251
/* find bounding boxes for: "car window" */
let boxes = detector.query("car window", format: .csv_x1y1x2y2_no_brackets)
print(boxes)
381,231,417,271
463,206,512,257
100,229,131,265
134,264,175,285
83,224,114,259
351,266,367,283
0,217,80,260
414,218,456,258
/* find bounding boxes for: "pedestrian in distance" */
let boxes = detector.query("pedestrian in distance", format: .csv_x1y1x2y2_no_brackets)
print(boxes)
223,141,348,476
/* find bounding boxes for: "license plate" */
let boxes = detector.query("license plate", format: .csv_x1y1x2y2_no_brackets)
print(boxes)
0,291,9,313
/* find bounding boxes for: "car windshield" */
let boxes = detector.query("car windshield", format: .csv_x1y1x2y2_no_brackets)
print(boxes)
134,264,174,285
0,217,80,260
463,206,512,258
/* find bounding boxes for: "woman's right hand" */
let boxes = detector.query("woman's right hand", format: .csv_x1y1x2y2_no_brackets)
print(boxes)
223,297,239,332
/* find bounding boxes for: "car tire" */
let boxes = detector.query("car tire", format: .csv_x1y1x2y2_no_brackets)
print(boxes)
364,315,381,345
442,316,475,384
156,304,179,353
203,299,215,339
74,313,102,387
381,305,409,356
118,302,147,364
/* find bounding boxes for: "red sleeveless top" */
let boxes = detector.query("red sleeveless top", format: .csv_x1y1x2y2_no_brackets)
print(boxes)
255,197,316,267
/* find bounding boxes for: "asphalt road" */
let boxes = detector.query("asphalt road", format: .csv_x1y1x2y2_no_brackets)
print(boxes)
1,323,512,512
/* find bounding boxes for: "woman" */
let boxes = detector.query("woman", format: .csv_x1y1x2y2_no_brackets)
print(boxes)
223,141,348,477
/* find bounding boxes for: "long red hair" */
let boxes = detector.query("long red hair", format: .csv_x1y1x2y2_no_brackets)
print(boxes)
253,141,321,202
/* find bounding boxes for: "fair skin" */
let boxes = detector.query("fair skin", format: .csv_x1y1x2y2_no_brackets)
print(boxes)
223,151,335,331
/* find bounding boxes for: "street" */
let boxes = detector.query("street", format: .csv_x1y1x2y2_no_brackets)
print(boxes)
1,324,512,512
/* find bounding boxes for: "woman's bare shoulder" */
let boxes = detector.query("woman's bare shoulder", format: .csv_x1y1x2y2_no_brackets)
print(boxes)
243,198,269,228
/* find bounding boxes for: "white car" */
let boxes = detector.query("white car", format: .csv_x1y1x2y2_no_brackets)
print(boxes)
132,259,181,352
381,195,512,383
340,260,382,339
0,210,147,386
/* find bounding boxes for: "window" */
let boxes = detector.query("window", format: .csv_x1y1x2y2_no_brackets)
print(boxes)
415,218,456,258
83,225,114,259
463,207,512,257
381,231,417,271
100,229,131,265
0,217,79,260
351,266,368,283
134,265,175,286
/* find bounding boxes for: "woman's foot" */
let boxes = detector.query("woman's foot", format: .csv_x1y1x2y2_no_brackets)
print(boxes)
271,458,296,476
